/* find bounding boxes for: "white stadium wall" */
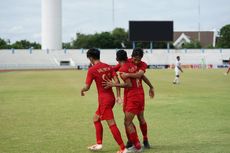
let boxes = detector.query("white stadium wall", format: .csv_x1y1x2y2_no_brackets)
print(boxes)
0,49,230,70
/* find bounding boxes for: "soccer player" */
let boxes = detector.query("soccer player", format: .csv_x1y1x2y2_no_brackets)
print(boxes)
121,48,154,149
224,57,230,75
81,48,127,153
173,56,183,84
104,49,154,151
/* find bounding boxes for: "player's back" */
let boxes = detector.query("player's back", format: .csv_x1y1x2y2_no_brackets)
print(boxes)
88,62,115,97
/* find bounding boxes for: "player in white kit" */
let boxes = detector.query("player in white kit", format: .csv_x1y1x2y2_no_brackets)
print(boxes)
173,56,183,84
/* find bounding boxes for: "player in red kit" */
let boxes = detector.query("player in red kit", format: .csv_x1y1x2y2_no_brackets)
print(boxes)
111,48,154,149
81,48,127,153
123,48,154,149
103,49,154,152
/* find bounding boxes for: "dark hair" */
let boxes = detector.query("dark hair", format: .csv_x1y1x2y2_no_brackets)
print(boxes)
132,48,144,58
116,49,127,62
87,48,100,60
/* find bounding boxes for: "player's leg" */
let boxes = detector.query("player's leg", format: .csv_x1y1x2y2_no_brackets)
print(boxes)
88,113,103,151
173,74,177,84
125,122,138,148
227,67,230,74
125,126,132,148
176,75,180,84
173,74,180,84
137,112,150,149
105,109,126,153
173,70,180,84
125,112,141,150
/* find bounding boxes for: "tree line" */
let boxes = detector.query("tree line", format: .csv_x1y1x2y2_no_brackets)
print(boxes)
1,25,230,49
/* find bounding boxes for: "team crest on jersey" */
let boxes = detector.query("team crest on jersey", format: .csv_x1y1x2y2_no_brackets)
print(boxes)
128,65,137,73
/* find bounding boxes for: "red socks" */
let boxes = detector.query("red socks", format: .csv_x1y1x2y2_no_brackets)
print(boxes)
109,124,125,150
94,120,103,144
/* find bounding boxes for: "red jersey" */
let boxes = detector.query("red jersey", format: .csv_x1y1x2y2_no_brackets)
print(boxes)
119,61,147,114
127,58,147,72
119,61,146,97
113,58,147,73
86,62,117,105
113,64,121,72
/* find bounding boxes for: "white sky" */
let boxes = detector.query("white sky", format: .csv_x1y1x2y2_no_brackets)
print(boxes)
0,0,229,43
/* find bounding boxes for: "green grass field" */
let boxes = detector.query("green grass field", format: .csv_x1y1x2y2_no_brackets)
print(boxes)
0,69,230,153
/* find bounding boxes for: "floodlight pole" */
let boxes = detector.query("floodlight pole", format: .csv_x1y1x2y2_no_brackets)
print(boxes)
198,0,201,41
167,42,170,53
132,42,135,49
150,41,153,53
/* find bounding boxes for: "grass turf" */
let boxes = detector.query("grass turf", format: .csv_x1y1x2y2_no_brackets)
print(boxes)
0,69,230,153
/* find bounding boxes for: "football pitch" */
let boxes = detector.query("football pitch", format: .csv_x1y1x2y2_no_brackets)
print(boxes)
0,69,230,153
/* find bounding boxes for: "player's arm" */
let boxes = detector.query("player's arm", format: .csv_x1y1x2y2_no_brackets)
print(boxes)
123,62,147,79
81,69,93,96
113,64,121,72
178,66,183,72
123,69,145,79
103,77,132,88
142,75,154,99
112,75,121,98
81,84,91,96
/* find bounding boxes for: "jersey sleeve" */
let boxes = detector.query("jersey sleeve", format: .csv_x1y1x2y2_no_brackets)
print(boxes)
139,61,148,72
118,64,129,80
110,66,117,77
119,65,128,73
85,68,94,86
112,64,121,72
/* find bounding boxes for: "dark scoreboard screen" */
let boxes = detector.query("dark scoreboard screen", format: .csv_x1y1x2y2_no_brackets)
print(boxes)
129,21,173,42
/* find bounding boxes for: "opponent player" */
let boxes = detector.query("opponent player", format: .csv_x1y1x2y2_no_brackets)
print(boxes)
173,56,183,84
81,48,127,153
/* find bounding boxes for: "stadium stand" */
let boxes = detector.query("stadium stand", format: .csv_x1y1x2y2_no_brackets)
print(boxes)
0,49,230,70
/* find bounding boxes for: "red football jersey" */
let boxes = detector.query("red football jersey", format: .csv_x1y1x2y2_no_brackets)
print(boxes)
119,61,145,100
86,62,117,105
112,64,121,72
127,58,147,72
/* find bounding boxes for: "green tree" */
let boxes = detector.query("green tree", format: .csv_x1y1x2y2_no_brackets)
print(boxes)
11,40,41,49
217,24,230,48
111,28,128,48
72,33,92,48
63,42,72,49
182,40,201,49
71,28,173,49
0,38,10,49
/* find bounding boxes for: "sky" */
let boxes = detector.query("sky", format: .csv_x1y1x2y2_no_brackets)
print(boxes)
0,0,229,43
